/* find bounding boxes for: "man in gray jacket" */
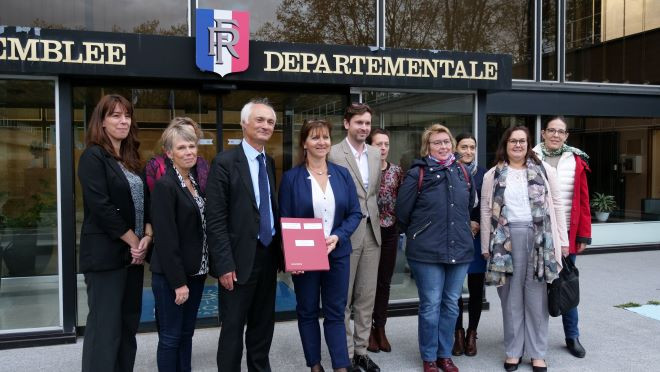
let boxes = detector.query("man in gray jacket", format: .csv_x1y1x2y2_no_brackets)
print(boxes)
329,103,382,372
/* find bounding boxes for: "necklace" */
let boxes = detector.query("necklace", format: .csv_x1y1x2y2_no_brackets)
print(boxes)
307,165,327,175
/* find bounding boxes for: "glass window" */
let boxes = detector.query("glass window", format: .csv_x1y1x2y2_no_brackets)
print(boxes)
74,86,218,326
385,0,534,80
362,91,474,303
201,0,377,46
1,0,188,35
486,115,536,166
566,0,660,84
546,116,660,223
542,0,558,80
0,79,60,331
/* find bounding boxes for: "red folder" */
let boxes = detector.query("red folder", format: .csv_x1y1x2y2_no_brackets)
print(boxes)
281,217,329,272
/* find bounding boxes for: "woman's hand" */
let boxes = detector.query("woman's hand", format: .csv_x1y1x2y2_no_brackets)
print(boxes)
470,221,480,237
291,270,305,275
174,285,189,305
326,235,339,254
482,252,490,260
561,246,570,257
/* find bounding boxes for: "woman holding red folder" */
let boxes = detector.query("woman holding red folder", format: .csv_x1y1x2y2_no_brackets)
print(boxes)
279,119,362,372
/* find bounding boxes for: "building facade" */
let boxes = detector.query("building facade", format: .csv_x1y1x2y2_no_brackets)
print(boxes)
1,0,659,347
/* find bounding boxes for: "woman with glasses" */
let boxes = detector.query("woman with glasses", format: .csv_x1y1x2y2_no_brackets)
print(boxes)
396,124,476,372
481,126,568,372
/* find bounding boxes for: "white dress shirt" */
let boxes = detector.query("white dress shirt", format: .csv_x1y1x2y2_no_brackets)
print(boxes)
504,168,533,222
346,139,369,190
309,171,335,238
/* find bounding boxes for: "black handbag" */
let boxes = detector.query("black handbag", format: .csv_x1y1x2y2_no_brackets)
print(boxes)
547,256,580,317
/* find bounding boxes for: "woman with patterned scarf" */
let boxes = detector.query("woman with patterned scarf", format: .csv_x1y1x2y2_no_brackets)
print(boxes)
480,126,568,372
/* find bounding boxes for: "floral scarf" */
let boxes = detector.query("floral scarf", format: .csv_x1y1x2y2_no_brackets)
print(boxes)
486,158,560,286
539,143,589,162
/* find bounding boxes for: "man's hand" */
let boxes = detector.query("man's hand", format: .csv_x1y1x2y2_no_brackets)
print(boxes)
220,271,237,291
576,242,587,254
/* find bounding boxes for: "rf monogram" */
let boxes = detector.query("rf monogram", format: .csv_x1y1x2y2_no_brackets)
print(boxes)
208,19,240,65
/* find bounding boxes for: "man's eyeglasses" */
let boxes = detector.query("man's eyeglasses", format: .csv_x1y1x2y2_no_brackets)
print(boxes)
430,140,452,147
508,139,527,146
544,128,568,136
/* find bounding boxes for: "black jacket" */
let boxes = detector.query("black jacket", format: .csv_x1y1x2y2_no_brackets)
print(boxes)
396,157,476,264
78,145,150,273
205,144,283,283
150,166,206,289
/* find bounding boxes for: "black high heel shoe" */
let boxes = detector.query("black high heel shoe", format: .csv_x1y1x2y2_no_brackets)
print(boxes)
531,359,547,372
503,358,522,371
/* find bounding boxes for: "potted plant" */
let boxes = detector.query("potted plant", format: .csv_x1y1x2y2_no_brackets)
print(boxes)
591,192,617,222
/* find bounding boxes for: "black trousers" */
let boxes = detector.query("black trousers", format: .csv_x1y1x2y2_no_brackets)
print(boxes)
372,224,399,327
455,272,485,331
217,244,277,372
82,265,144,372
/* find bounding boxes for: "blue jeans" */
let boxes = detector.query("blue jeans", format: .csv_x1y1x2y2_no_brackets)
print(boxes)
562,254,580,339
409,260,469,361
152,273,206,372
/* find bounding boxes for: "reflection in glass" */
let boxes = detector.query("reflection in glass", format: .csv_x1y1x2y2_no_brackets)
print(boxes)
548,116,660,223
1,0,187,35
364,91,474,303
0,79,60,330
566,0,660,84
385,0,534,80
219,90,347,315
542,0,558,80
251,0,376,46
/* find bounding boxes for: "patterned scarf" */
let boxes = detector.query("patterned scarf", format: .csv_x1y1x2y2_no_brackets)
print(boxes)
486,158,560,286
463,161,478,176
540,143,590,162
428,153,456,168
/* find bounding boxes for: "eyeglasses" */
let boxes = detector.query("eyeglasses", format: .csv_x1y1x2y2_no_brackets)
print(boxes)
430,140,452,147
545,128,568,136
508,139,527,146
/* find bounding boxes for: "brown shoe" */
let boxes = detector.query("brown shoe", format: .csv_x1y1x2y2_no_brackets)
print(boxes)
423,361,439,372
451,328,465,356
367,327,380,352
436,358,459,372
464,328,477,356
375,326,391,352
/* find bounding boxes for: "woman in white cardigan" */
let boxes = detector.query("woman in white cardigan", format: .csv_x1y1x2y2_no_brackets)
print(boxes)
480,126,568,372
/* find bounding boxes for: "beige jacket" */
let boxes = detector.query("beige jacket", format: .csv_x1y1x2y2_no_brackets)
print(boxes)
329,138,382,246
480,162,569,269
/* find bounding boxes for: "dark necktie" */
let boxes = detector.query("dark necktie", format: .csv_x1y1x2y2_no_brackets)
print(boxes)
257,154,272,247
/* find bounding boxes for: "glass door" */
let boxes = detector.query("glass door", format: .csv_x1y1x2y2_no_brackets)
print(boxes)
0,78,60,332
359,90,475,304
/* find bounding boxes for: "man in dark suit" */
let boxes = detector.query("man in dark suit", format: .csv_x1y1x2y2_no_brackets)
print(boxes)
206,98,282,372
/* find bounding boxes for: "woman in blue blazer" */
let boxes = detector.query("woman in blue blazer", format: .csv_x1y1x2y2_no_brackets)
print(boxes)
279,119,362,372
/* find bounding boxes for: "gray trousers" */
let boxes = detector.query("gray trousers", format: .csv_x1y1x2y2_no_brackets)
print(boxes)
345,221,381,357
497,223,549,359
